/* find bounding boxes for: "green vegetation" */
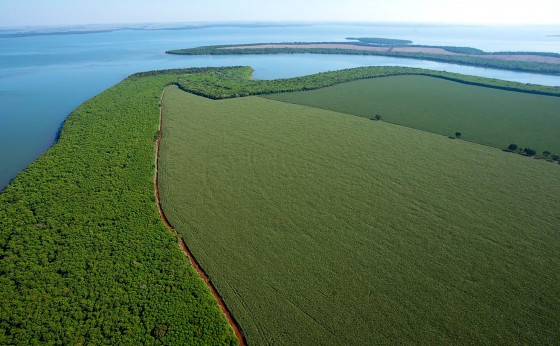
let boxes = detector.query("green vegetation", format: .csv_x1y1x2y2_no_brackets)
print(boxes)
440,46,485,54
341,38,558,56
167,43,560,75
160,86,560,345
0,69,237,345
523,148,537,156
2,64,559,344
264,75,560,154
169,65,560,99
491,51,560,58
346,37,413,45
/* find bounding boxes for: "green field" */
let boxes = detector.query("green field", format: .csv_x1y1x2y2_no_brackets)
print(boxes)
160,86,560,345
264,75,560,154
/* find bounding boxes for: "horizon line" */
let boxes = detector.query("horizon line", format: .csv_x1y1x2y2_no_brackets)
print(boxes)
2,20,560,31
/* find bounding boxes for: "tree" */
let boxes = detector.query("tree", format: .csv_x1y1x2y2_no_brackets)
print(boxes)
455,132,462,138
523,148,536,156
507,143,518,152
374,114,382,121
552,154,560,162
152,324,168,340
543,150,551,158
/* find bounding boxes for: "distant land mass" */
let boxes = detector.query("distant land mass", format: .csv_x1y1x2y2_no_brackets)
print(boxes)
0,22,308,39
347,37,413,45
167,39,560,75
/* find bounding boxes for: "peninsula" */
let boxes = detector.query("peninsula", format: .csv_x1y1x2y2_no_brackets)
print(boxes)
167,38,560,75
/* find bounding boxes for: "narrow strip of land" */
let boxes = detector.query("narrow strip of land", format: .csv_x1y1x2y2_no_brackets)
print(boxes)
154,87,246,346
221,43,560,64
221,44,461,55
167,43,560,75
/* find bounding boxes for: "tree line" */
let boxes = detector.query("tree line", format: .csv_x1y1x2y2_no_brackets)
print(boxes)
168,65,560,100
506,143,560,163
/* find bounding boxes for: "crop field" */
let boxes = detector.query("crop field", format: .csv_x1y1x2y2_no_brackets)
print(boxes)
264,75,560,154
159,86,560,345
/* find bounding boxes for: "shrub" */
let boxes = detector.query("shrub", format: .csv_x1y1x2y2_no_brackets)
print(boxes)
523,148,537,156
152,324,168,340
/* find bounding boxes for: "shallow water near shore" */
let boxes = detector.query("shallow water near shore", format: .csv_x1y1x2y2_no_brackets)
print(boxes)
1,23,559,189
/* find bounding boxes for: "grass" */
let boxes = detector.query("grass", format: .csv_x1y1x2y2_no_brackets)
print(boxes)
159,85,560,345
264,75,560,154
0,71,237,345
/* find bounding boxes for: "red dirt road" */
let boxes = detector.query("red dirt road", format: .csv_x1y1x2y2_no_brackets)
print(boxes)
154,88,246,346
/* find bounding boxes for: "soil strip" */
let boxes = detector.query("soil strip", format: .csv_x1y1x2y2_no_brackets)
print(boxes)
154,87,246,346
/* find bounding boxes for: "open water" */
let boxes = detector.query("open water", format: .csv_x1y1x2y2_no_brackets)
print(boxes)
1,23,559,189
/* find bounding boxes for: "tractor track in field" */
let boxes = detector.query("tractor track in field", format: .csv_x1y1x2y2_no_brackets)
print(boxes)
154,87,246,346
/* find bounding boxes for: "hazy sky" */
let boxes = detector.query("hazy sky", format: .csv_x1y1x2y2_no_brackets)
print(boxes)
1,0,559,27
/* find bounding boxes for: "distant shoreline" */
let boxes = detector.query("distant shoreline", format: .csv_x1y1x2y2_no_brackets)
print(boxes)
0,23,308,39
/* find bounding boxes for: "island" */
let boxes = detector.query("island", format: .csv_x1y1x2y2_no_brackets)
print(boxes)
167,38,560,75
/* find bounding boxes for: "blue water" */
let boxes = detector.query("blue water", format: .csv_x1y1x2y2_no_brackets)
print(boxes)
1,24,560,189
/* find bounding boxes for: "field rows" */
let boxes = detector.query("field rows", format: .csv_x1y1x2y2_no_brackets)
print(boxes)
160,86,560,345
265,75,560,154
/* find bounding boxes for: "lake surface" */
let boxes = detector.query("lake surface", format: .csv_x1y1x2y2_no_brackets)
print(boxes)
1,23,560,189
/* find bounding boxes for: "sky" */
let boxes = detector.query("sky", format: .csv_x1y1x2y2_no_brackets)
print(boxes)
1,0,559,28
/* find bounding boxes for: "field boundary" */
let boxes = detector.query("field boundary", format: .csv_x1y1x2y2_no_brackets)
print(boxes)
167,66,560,101
154,86,246,346
262,78,560,159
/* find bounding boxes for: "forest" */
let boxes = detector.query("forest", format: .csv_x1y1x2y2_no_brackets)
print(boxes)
163,65,560,99
0,68,238,345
